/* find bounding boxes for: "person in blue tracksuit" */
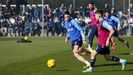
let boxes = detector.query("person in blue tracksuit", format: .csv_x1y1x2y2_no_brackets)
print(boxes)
104,9,129,49
61,11,90,67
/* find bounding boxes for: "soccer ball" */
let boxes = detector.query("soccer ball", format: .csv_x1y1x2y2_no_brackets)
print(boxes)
24,36,29,41
47,59,56,68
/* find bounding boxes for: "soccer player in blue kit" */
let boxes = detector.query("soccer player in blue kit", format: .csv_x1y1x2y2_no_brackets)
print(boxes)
61,11,90,67
104,9,129,49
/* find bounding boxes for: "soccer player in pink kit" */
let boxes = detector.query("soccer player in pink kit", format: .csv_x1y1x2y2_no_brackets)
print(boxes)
83,10,127,72
87,2,98,51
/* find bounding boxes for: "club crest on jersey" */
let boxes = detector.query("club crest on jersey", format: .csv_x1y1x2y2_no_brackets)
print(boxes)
67,28,73,32
75,41,78,45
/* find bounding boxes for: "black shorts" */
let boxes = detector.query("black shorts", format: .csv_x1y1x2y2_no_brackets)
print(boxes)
95,45,110,55
113,30,118,37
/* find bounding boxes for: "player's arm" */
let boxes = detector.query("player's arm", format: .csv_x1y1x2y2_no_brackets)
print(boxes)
111,16,121,30
61,21,70,44
65,33,70,44
103,21,115,46
111,16,120,24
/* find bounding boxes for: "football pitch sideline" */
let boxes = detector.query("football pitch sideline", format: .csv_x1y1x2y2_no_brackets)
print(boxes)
0,37,133,75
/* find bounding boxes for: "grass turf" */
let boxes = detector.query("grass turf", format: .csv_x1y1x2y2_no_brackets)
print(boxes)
0,37,133,75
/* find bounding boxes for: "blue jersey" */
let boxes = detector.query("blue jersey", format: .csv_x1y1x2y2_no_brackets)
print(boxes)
104,16,120,29
61,19,85,41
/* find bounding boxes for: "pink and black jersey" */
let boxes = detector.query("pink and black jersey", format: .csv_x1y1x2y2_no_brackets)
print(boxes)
98,20,110,46
90,10,97,26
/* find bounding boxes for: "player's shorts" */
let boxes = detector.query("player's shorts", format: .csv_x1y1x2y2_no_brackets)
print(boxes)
72,36,83,50
113,29,119,37
95,45,110,55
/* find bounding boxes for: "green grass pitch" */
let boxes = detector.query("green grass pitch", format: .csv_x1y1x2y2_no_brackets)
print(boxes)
0,37,133,75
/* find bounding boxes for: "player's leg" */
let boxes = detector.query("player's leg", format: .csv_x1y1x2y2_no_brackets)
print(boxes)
72,45,90,65
110,36,116,50
83,45,101,73
46,29,49,36
114,30,129,48
116,35,129,48
79,47,92,68
88,26,96,47
116,35,125,43
104,54,127,70
79,47,91,56
100,46,127,70
72,37,90,66
88,26,97,53
82,50,97,72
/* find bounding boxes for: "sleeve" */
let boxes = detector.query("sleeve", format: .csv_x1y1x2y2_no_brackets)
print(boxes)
94,9,97,13
66,33,70,40
61,21,70,40
71,19,85,41
61,21,64,27
102,21,113,30
111,16,121,26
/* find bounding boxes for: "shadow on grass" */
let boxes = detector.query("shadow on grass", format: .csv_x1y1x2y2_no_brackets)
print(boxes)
96,69,133,72
55,69,69,72
114,52,130,55
95,62,133,67
95,62,133,72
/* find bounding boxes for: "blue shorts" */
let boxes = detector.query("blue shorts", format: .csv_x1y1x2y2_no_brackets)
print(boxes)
95,45,110,55
72,36,83,50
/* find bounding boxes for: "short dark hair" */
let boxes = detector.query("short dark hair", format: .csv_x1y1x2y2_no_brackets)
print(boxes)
104,8,111,14
88,1,94,6
95,9,103,16
64,11,70,15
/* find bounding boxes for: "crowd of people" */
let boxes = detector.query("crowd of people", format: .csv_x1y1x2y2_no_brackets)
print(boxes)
0,2,133,37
